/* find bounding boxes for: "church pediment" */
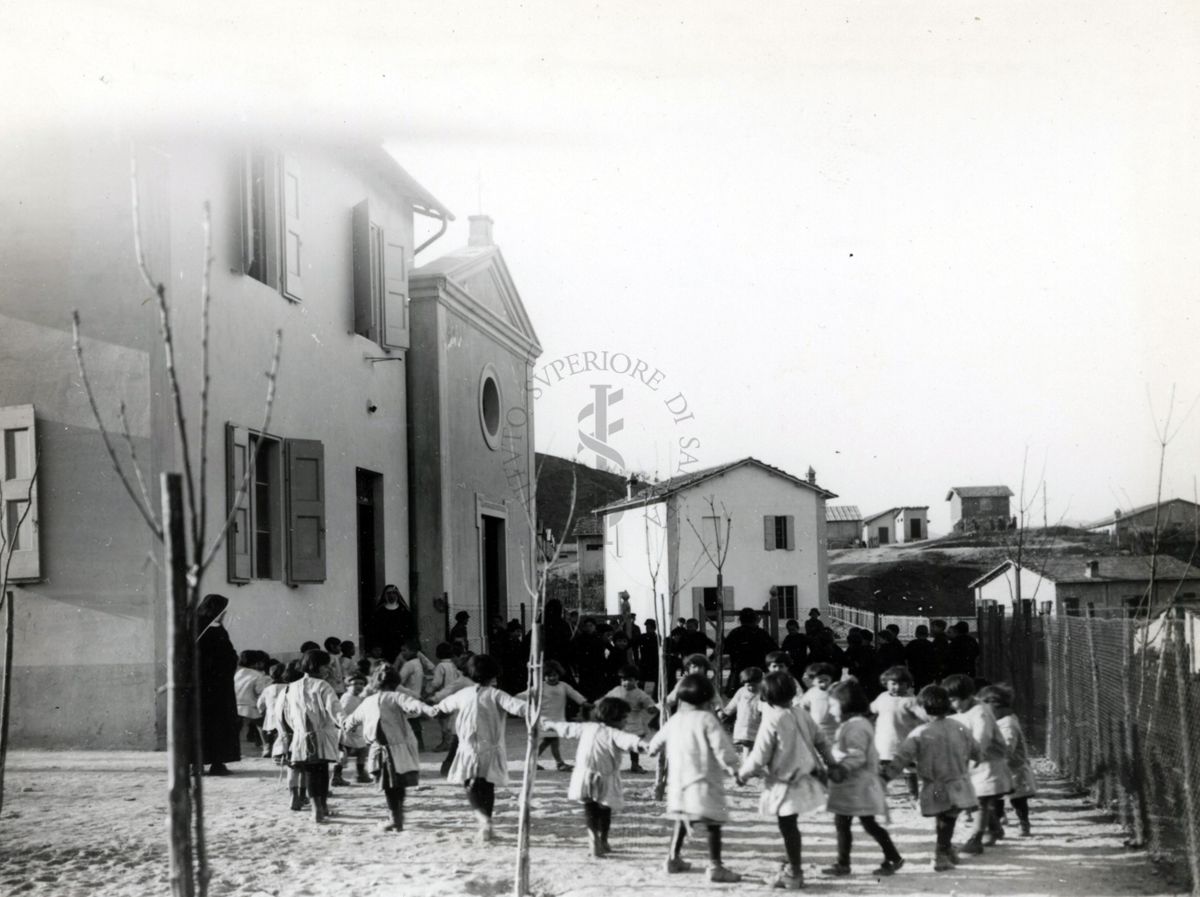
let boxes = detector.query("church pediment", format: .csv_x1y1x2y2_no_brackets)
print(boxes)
412,235,540,352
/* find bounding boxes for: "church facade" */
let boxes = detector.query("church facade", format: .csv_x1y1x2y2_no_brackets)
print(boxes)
0,128,540,747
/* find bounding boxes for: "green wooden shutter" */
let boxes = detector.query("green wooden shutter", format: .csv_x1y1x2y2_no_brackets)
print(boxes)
381,231,409,349
285,438,325,583
721,586,735,613
785,515,795,550
691,586,704,622
281,154,304,301
0,404,40,581
225,424,251,583
763,515,775,550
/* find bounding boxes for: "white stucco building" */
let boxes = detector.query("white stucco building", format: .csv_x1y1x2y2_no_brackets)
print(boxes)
595,458,836,630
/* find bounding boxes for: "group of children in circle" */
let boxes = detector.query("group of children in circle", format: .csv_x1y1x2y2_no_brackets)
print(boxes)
236,638,1035,890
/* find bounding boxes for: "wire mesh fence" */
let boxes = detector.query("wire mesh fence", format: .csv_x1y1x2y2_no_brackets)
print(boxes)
979,604,1200,893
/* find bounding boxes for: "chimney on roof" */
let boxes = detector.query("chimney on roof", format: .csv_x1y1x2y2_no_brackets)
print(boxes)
627,474,640,500
468,214,494,247
806,466,816,485
1113,509,1122,519
1085,560,1100,579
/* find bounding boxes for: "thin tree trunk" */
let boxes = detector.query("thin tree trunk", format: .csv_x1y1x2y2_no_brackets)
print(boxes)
163,474,195,897
0,588,13,818
514,599,543,896
655,591,669,801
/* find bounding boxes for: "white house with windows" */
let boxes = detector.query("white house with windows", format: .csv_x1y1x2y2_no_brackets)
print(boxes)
969,556,1200,617
595,458,836,631
862,506,929,546
0,128,539,747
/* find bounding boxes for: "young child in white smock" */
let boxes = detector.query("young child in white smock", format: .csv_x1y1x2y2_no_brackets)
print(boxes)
429,654,526,844
517,660,588,771
871,665,923,799
944,673,1012,855
543,696,650,856
341,664,431,832
823,680,905,877
736,670,833,890
647,673,742,884
603,664,656,772
979,684,1036,837
800,662,840,743
885,684,980,871
720,666,763,760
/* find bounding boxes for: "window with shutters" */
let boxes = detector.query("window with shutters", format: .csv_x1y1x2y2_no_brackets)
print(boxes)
353,199,409,350
242,151,304,302
226,424,325,585
0,404,40,581
762,515,795,551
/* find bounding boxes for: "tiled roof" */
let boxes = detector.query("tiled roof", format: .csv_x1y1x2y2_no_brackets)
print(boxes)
572,517,604,537
969,555,1200,589
1086,498,1200,529
946,485,1014,500
594,457,837,515
826,505,862,523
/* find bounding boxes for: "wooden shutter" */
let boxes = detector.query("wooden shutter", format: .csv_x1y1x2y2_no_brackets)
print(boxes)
225,424,251,583
281,154,304,301
763,515,775,550
285,439,325,583
352,200,378,341
381,232,409,349
784,515,795,550
0,404,40,581
691,586,704,622
722,586,735,612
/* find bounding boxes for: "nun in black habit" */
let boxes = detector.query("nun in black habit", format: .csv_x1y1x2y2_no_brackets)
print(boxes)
196,593,241,775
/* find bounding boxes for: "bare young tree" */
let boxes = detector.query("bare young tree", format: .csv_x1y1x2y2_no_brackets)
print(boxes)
642,497,706,800
0,465,39,816
687,495,733,691
509,453,576,897
72,152,282,897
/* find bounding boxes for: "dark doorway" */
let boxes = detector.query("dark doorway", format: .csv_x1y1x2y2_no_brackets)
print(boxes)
878,526,890,545
481,514,507,653
910,518,923,540
357,469,384,647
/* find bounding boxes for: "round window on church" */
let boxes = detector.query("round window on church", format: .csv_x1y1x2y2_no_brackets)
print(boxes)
479,367,502,450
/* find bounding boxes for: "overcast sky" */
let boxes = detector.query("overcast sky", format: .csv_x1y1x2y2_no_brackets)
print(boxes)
4,1,1198,534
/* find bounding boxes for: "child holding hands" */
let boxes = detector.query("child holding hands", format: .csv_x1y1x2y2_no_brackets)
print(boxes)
979,684,1036,837
720,666,764,760
871,665,923,799
824,680,905,877
341,665,430,832
943,674,1012,853
885,684,980,871
429,654,526,843
542,696,650,857
736,671,832,890
647,673,742,883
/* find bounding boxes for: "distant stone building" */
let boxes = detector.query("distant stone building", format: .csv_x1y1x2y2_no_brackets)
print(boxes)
826,505,862,548
946,485,1013,532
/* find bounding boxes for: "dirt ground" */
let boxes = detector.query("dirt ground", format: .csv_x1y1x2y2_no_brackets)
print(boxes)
0,720,1182,897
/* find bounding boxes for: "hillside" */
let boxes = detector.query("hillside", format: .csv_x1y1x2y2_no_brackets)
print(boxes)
828,528,1110,616
534,452,628,539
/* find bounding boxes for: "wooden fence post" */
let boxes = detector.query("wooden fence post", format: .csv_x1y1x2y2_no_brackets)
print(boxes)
1170,615,1200,896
